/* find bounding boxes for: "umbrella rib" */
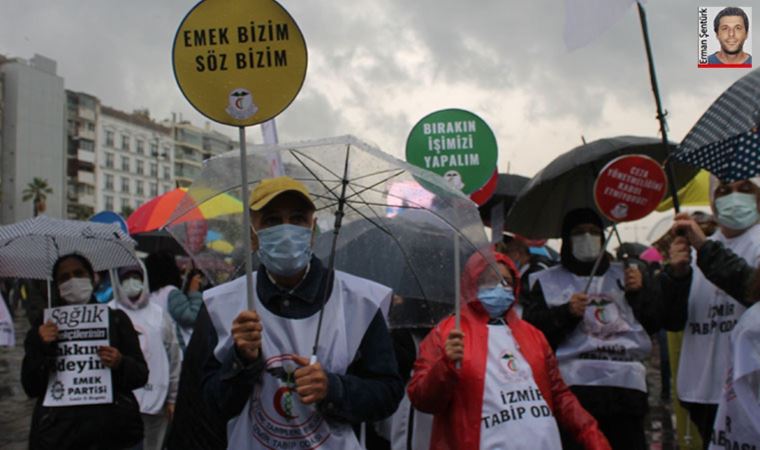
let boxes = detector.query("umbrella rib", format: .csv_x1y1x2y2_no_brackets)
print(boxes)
341,170,407,203
348,167,410,183
346,183,486,257
345,200,426,210
288,150,342,202
288,149,345,182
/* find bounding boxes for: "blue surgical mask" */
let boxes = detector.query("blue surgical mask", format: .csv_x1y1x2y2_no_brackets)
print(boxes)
255,224,313,277
715,192,760,231
477,286,516,318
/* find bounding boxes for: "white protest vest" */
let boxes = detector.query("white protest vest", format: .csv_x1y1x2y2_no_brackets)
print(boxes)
531,263,651,392
150,285,193,349
480,324,562,449
709,303,760,450
678,224,760,404
109,300,171,415
205,271,391,450
0,292,14,347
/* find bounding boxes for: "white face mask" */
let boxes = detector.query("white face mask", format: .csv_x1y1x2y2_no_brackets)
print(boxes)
571,233,602,262
59,277,93,305
121,278,144,299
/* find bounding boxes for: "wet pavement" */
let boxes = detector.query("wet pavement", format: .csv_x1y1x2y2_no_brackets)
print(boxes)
645,334,677,450
0,302,679,449
0,304,34,450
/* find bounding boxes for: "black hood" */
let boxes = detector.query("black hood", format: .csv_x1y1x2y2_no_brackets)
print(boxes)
560,208,610,276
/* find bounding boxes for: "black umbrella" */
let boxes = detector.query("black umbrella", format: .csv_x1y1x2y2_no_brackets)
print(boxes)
505,136,697,239
478,174,530,224
674,68,760,182
132,230,187,255
313,215,470,328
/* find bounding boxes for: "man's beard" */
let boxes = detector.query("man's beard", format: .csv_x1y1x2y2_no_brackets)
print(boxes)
722,43,745,55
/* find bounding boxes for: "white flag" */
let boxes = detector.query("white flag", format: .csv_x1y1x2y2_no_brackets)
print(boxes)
260,119,284,177
564,0,642,51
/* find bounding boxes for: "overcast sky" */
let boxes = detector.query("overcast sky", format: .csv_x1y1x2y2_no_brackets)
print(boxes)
0,0,752,240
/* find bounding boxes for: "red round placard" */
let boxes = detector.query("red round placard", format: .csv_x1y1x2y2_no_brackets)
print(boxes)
470,169,498,206
593,155,667,222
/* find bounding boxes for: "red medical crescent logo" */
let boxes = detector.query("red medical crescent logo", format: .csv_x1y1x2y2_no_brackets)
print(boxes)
273,386,298,420
594,307,609,324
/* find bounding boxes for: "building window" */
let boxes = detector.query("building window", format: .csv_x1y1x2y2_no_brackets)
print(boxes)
164,184,172,194
120,177,130,193
150,163,158,178
150,142,158,156
150,182,158,197
105,153,114,169
121,134,130,151
79,140,94,152
136,180,144,196
104,195,113,211
136,160,144,175
121,198,130,211
136,139,145,155
163,166,171,180
121,156,130,172
105,174,114,191
105,130,114,147
87,122,96,132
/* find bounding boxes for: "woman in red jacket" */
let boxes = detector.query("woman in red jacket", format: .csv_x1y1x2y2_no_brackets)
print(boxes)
408,250,610,450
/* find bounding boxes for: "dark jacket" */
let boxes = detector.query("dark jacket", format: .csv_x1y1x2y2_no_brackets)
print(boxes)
522,209,661,420
522,265,659,417
21,302,148,450
695,240,755,307
524,265,663,348
660,240,756,331
201,257,404,427
167,303,227,450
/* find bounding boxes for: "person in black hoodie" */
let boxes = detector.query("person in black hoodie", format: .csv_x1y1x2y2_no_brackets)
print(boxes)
21,253,148,450
166,303,227,450
522,208,661,450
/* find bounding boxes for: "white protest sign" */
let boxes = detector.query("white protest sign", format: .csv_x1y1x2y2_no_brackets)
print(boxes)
43,304,112,407
0,293,14,347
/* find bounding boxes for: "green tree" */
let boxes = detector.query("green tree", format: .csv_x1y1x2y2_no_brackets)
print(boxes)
22,177,53,217
120,205,135,218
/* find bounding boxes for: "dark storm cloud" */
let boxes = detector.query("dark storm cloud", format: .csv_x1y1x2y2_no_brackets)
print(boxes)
0,0,750,160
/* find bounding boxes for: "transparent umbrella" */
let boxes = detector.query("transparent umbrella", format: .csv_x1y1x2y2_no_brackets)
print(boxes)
166,135,496,330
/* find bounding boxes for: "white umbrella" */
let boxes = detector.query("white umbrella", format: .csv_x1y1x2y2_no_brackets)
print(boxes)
0,215,138,281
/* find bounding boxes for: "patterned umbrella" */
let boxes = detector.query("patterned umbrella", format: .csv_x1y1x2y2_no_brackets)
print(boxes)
674,68,760,182
127,187,242,234
0,215,138,280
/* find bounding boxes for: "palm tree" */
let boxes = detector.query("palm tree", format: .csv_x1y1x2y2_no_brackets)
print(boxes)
22,178,53,217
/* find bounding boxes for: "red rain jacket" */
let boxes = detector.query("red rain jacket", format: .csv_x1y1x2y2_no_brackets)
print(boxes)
408,251,610,450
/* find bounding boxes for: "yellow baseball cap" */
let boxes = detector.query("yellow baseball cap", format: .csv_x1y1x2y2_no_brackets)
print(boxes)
249,176,316,211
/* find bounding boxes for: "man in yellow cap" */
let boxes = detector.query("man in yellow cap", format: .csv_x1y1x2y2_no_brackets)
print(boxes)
201,176,403,450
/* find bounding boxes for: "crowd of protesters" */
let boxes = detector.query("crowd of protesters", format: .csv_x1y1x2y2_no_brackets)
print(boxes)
2,174,760,450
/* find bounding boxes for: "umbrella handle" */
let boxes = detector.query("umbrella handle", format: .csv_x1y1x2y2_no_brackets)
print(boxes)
309,354,318,365
583,228,616,294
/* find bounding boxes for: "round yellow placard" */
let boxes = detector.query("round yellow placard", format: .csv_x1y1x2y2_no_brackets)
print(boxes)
173,0,307,127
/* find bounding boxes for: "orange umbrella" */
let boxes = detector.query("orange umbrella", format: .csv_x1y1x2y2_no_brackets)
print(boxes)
127,188,241,234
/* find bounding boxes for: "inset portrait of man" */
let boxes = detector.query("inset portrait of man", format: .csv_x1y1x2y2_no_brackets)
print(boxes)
707,6,752,65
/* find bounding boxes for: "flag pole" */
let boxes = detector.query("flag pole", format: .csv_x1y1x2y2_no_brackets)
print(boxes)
637,2,681,213
239,127,255,311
